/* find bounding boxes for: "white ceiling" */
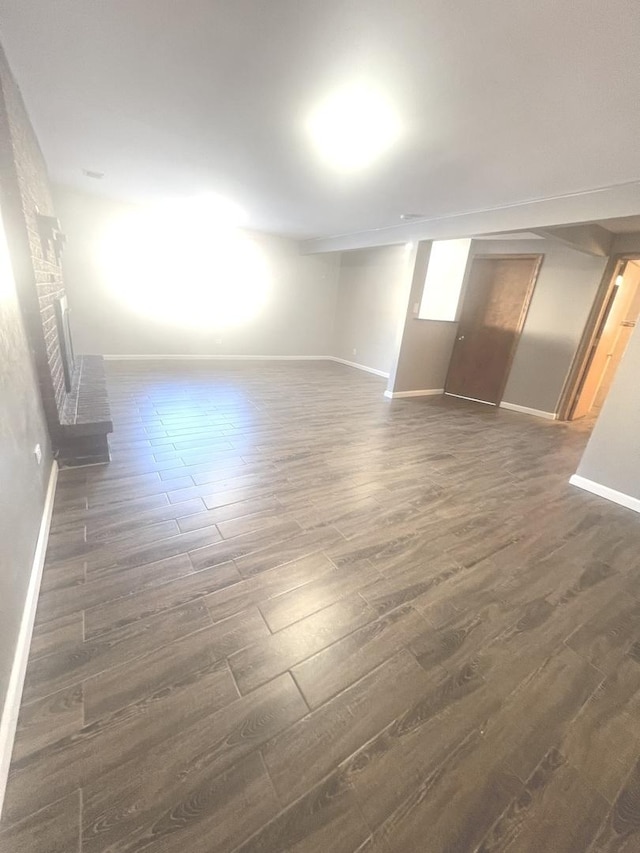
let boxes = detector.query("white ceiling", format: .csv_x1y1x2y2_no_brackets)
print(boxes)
2,0,640,240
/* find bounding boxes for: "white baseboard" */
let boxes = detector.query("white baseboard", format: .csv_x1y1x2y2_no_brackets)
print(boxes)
102,353,391,379
445,392,496,406
499,401,557,420
384,388,444,399
102,354,329,362
569,474,640,514
0,461,58,817
329,358,389,379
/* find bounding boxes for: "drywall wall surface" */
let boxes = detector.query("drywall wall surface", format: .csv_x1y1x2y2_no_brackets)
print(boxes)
392,319,458,393
474,239,607,413
54,186,340,357
575,318,640,499
611,232,640,255
332,245,413,373
387,241,460,393
0,205,51,705
386,237,606,405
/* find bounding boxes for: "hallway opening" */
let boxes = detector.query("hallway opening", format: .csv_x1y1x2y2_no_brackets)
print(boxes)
567,257,640,421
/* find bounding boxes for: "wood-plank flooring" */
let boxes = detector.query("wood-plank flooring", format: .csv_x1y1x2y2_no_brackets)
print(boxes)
2,360,640,853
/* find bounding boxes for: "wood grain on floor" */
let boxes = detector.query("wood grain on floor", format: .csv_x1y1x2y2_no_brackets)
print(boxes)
2,360,640,853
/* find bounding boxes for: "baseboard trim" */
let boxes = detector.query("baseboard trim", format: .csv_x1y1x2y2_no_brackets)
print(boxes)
444,392,496,406
329,358,389,379
384,388,444,399
102,354,330,362
569,474,640,514
102,353,391,379
0,460,58,817
499,401,557,420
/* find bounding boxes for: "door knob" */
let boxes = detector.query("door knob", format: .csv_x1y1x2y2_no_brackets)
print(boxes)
458,335,465,341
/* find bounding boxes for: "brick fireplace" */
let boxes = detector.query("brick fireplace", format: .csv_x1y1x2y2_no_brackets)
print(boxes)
0,44,112,466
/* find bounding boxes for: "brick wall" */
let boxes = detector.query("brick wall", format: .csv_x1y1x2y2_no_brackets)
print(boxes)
0,42,67,433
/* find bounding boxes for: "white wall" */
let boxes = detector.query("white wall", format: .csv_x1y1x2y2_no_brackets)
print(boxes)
55,186,340,357
332,245,413,374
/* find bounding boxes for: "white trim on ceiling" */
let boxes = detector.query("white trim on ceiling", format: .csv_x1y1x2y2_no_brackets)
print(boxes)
301,178,640,254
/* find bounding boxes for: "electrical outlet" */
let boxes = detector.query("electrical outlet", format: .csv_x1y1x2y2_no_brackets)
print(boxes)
34,443,42,465
352,348,357,356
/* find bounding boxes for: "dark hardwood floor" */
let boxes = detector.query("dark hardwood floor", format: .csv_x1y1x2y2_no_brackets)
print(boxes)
2,360,640,853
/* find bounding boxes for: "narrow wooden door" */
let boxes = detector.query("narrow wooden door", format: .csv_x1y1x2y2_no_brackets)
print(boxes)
571,261,640,419
445,255,541,405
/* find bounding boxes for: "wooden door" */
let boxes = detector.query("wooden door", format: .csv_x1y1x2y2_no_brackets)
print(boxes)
445,255,541,405
571,261,640,419
595,270,640,408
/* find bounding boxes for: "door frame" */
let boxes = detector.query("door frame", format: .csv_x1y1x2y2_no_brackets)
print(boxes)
557,253,640,421
446,253,543,406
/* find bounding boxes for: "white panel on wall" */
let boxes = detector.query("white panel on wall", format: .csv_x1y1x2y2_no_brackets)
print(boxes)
418,238,472,321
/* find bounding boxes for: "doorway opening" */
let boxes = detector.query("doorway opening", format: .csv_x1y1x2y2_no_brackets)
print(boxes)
565,257,640,421
444,254,542,406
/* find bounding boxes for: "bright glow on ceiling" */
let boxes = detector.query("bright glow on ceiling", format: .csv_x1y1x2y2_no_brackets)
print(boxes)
98,195,271,329
153,193,248,230
306,84,401,173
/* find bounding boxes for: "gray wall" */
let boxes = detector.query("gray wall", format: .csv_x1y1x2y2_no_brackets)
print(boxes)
0,207,51,705
392,318,458,392
575,319,640,499
477,240,607,414
389,241,463,394
611,233,640,255
332,245,413,374
388,241,463,393
388,238,607,410
54,186,340,357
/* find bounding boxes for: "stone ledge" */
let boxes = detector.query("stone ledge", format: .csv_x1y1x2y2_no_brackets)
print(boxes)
58,354,113,466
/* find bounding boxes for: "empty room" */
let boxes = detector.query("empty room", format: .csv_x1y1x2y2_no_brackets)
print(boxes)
2,2,640,852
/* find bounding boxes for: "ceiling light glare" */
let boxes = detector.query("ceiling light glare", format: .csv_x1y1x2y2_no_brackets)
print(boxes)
98,196,270,330
153,193,248,233
307,84,401,173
